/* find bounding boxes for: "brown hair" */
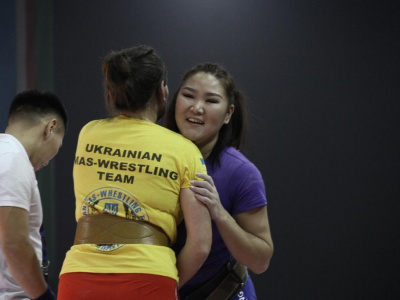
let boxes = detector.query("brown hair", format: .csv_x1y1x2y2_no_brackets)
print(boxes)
102,45,167,114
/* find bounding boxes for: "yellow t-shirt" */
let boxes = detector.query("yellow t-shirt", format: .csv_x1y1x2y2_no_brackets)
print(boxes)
60,116,207,281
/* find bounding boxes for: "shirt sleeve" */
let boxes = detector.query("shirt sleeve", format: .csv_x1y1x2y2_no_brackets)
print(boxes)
0,152,32,211
231,160,267,215
180,142,207,189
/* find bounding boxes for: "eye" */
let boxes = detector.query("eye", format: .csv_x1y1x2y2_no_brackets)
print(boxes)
182,93,194,99
206,99,219,104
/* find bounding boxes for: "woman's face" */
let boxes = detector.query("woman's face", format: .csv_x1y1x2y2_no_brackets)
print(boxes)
175,72,234,154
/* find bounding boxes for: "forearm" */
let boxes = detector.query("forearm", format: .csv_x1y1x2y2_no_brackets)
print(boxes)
176,240,209,288
3,241,48,298
189,173,273,273
178,188,212,288
214,210,273,273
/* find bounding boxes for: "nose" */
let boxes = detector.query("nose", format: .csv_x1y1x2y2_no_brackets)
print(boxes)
190,101,204,114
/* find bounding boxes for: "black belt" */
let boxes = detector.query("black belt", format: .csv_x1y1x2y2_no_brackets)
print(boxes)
186,258,248,300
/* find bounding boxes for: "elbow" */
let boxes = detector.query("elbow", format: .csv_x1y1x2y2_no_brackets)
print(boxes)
199,232,212,257
188,244,210,269
249,258,271,274
193,238,212,263
248,246,274,274
3,239,28,255
197,240,212,260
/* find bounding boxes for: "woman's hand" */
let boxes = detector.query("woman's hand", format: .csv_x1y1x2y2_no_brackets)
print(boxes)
190,173,274,273
190,173,226,221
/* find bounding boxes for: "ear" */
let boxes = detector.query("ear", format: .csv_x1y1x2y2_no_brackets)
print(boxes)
44,119,58,141
159,81,169,104
224,104,235,124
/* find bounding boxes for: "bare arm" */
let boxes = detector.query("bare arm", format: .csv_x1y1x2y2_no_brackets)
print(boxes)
190,173,274,273
0,206,48,298
214,206,273,273
176,188,212,288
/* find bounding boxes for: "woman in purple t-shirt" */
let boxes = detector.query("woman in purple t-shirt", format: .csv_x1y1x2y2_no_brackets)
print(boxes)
166,63,274,300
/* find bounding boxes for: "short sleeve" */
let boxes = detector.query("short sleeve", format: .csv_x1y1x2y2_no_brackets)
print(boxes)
180,142,207,189
231,161,267,215
0,152,33,211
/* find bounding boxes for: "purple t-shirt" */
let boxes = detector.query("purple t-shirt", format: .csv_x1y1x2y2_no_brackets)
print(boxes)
174,147,267,299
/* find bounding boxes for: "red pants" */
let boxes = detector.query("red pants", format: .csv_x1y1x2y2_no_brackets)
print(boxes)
58,272,178,300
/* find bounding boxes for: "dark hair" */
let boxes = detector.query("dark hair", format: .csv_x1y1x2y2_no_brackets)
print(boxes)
8,89,68,131
102,45,168,114
165,63,247,167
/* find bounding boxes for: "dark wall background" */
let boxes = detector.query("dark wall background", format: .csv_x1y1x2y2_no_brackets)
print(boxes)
49,0,400,298
0,0,16,130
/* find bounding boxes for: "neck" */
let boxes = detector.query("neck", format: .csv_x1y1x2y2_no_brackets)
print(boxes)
198,137,218,160
120,96,160,123
6,124,40,165
120,110,156,123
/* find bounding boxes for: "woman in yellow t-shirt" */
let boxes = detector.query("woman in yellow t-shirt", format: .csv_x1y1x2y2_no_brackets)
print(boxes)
58,45,211,300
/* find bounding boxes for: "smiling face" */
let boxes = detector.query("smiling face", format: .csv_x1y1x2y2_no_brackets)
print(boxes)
175,72,234,157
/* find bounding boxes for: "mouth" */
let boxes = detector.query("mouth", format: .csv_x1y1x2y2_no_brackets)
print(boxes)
187,117,204,125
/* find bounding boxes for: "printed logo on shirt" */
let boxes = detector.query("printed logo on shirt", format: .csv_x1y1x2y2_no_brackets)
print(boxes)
237,291,247,300
103,202,118,214
74,143,180,185
80,186,149,252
